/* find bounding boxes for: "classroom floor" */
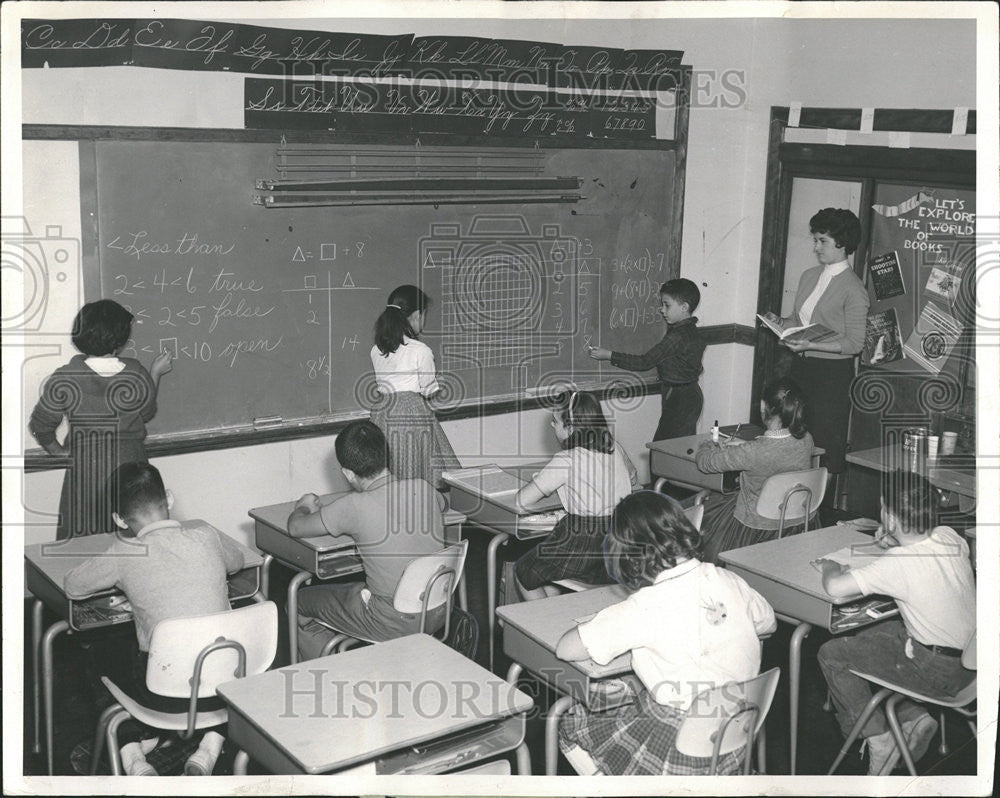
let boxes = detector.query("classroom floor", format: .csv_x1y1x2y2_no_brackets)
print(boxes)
23,506,979,779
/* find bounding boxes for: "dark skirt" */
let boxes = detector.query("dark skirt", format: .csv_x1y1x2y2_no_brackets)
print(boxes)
559,683,747,775
699,492,815,565
655,383,704,440
58,431,147,540
369,390,461,490
790,355,855,474
514,513,615,590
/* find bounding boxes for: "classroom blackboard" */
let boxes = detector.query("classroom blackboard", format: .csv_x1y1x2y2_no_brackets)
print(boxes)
83,137,677,441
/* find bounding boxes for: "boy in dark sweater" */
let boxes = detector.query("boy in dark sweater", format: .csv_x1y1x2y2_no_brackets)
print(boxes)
589,278,706,439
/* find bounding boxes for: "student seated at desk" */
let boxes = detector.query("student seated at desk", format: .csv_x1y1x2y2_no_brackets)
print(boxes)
695,378,816,563
555,491,776,775
815,471,975,776
64,462,252,777
513,391,639,601
289,419,446,660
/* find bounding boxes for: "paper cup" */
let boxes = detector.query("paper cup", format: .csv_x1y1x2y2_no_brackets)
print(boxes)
941,431,958,455
927,435,939,460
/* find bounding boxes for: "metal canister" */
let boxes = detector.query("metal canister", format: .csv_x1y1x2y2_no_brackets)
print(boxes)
902,427,929,452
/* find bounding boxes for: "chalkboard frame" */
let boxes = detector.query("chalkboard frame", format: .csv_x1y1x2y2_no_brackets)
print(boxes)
22,80,711,466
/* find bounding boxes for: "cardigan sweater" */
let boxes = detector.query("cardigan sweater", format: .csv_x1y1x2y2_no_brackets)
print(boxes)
791,266,869,359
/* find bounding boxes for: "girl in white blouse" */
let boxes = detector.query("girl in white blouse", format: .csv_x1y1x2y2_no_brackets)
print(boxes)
369,284,460,489
513,391,639,600
556,490,776,775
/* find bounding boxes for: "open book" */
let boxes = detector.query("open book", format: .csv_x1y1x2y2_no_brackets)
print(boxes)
441,465,525,497
757,314,838,344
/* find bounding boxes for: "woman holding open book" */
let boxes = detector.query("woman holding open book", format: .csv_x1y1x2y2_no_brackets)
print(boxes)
762,208,869,477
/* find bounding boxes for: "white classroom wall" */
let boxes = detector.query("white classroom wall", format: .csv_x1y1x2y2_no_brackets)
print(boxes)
15,14,977,545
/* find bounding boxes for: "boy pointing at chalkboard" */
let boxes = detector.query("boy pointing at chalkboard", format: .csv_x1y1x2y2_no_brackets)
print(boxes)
589,278,705,440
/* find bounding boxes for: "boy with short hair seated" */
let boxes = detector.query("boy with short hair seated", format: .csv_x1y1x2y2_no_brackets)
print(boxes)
290,419,447,661
815,471,976,775
64,462,252,776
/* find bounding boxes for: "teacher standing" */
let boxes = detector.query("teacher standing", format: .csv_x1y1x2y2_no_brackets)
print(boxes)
768,208,869,476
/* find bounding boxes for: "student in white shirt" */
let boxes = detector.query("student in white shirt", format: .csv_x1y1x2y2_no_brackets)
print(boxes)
815,471,975,775
369,284,460,489
556,490,776,775
513,391,639,600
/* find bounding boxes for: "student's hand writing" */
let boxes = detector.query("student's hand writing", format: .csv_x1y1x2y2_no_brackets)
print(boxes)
588,346,612,361
150,349,174,378
295,493,321,513
812,558,849,575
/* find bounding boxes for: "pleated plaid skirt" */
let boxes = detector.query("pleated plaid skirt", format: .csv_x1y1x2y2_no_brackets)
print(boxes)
369,390,461,490
559,684,748,776
699,491,814,565
514,513,615,590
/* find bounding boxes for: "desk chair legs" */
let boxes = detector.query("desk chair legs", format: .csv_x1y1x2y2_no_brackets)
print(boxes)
514,742,532,775
104,708,134,775
89,702,124,775
32,599,43,755
545,694,576,775
286,570,313,665
828,686,893,774
41,618,70,775
486,531,511,671
319,633,352,657
786,619,812,776
260,554,273,602
233,750,250,775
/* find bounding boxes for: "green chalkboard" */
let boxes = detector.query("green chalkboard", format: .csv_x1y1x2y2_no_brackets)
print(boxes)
82,135,678,441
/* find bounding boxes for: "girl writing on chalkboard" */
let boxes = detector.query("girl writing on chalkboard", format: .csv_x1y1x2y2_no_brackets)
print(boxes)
513,390,639,600
370,284,460,490
30,299,173,539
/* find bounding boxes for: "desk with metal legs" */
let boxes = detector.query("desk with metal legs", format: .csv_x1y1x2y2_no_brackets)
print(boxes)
496,585,634,775
218,633,535,775
25,533,262,775
442,464,561,671
250,493,466,664
719,524,898,775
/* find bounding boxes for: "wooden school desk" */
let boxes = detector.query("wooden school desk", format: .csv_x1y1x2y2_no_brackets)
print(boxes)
496,585,634,775
250,493,466,664
719,524,899,775
217,633,535,775
648,431,825,494
442,464,563,670
847,444,975,499
24,532,263,775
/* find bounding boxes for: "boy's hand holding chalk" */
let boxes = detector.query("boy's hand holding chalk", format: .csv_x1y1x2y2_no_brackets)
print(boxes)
588,345,612,361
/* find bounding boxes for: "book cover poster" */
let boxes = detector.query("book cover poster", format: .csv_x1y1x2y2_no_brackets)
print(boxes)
925,264,963,305
902,301,962,373
868,250,906,300
863,308,905,366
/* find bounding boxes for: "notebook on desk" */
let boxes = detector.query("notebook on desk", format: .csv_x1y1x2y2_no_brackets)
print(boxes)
442,466,526,497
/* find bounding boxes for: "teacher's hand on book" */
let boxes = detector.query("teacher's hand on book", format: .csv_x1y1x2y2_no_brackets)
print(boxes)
781,338,812,353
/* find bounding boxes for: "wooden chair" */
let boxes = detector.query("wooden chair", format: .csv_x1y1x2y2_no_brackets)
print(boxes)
674,667,781,775
92,601,278,775
828,631,976,776
319,540,468,655
754,467,827,537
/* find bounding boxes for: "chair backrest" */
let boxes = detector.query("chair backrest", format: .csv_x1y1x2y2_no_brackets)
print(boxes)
674,667,781,774
962,629,977,670
145,601,278,698
755,467,828,528
393,540,468,618
684,503,704,532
